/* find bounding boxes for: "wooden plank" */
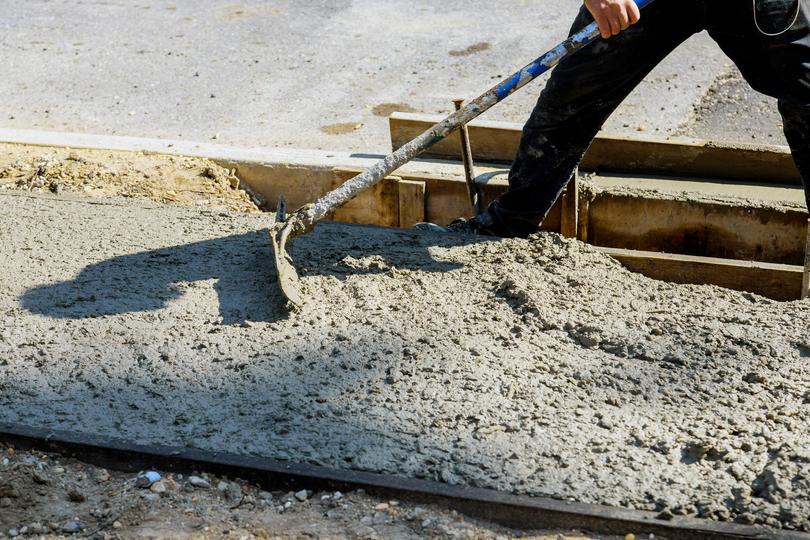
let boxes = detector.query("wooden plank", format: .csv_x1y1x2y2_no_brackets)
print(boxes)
401,169,565,232
331,168,401,227
599,247,804,301
390,113,801,185
803,219,810,300
390,114,520,167
343,167,563,233
398,180,426,228
586,192,808,265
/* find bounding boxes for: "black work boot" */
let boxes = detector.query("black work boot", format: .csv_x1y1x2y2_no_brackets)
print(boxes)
414,210,501,236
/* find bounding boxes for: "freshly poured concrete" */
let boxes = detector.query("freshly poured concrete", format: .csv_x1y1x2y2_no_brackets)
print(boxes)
1,188,808,531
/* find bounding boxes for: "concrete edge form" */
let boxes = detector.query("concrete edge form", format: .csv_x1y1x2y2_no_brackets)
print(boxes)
388,113,801,184
0,128,805,299
1,423,806,540
599,247,804,302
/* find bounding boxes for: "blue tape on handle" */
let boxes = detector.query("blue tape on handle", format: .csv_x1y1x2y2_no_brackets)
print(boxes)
494,0,655,100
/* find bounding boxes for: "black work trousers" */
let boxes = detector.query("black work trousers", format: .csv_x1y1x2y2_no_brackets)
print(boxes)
490,0,810,237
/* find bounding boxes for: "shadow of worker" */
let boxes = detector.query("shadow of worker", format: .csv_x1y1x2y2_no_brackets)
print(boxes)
19,230,289,325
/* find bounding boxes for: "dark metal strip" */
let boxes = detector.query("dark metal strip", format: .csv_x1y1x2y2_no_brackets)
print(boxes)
0,423,804,540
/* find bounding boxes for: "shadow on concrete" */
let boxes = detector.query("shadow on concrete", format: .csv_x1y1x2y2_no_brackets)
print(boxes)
20,230,287,325
19,222,495,325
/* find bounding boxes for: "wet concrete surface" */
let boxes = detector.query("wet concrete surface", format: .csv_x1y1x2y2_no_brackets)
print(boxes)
1,189,808,531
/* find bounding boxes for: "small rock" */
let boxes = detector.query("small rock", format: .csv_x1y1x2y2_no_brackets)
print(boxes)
61,521,82,534
360,516,373,526
0,498,12,508
189,476,211,489
16,528,26,536
67,489,86,502
220,482,242,503
374,502,389,511
283,501,292,510
150,480,169,496
354,525,377,539
135,471,161,488
141,492,160,502
333,491,343,500
258,490,273,501
294,489,308,502
112,521,122,530
410,507,427,520
32,469,49,485
27,523,43,535
7,529,18,538
93,469,111,483
53,467,65,474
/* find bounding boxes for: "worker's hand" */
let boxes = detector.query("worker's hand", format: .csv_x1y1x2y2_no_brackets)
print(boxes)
585,0,641,39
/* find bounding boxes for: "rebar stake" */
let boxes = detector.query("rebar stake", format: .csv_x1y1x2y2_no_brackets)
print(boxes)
453,99,484,215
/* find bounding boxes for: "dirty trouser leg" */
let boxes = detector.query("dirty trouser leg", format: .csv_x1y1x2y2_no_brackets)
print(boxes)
490,1,704,237
707,0,810,210
781,102,810,211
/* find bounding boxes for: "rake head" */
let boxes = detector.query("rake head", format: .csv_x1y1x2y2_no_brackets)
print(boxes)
269,197,315,310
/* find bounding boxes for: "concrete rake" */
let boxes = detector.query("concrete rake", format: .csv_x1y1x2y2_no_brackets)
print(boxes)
270,0,656,309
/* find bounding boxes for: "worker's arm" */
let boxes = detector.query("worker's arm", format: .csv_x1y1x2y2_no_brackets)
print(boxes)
585,0,641,39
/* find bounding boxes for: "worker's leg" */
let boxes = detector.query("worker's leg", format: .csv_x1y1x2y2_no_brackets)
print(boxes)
781,103,810,210
707,0,810,210
490,1,705,237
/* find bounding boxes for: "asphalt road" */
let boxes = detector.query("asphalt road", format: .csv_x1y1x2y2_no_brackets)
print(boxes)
0,0,785,151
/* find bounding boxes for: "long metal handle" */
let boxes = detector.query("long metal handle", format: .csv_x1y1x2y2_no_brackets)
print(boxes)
301,0,657,225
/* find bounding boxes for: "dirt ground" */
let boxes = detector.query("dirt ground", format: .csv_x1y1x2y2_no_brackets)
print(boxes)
0,146,808,534
0,444,615,540
0,143,261,213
